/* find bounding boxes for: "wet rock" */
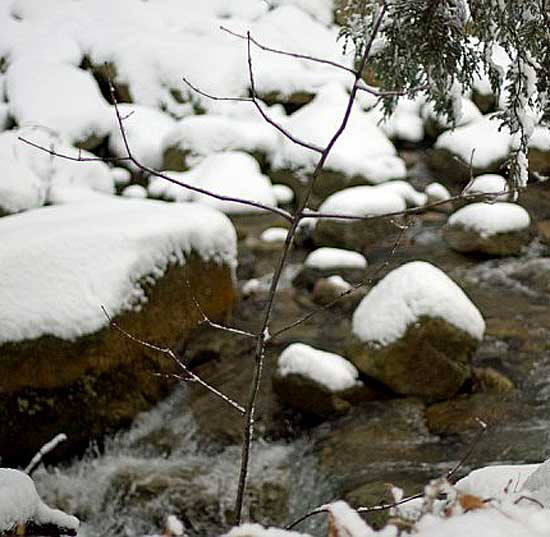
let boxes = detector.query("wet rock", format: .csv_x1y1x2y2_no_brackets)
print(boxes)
311,276,365,308
259,89,315,114
537,220,550,245
472,367,515,394
508,258,550,293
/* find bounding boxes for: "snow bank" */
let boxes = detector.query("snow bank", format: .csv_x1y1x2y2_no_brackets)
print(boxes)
435,115,512,169
277,343,360,392
0,198,237,343
448,203,531,237
6,59,112,146
0,468,79,533
352,261,485,345
463,174,510,200
108,104,176,168
317,185,407,218
271,83,406,183
304,247,367,270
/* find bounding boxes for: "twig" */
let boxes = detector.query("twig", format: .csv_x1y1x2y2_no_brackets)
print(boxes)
101,307,245,414
446,418,488,483
25,433,68,475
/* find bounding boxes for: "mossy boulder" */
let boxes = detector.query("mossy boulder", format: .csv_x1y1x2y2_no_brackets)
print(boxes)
0,257,236,466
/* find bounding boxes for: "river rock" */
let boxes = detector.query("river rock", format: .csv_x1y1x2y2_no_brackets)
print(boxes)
272,343,376,418
348,261,485,400
444,202,533,256
0,199,237,465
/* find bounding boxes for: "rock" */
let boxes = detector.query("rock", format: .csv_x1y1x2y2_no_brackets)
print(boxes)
444,203,534,256
311,276,365,309
528,125,550,177
538,220,550,244
272,343,377,418
472,367,515,394
0,200,237,465
259,89,315,113
349,261,485,400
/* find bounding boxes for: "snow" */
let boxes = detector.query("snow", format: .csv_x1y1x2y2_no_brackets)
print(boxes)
166,515,185,536
422,97,482,129
0,102,9,131
277,343,361,392
0,468,79,533
108,104,176,169
148,173,195,203
463,174,510,201
374,180,427,207
5,59,112,146
317,185,407,219
529,125,550,151
324,275,353,293
448,202,531,237
162,113,278,166
425,182,452,202
352,261,485,345
368,97,425,143
0,198,237,343
273,184,295,204
271,83,406,184
523,459,550,507
222,523,312,537
121,184,148,199
304,247,367,270
111,167,132,185
435,115,512,169
260,227,288,242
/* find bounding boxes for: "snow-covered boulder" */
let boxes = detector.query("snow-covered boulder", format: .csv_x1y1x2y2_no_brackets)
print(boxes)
161,114,278,172
311,275,362,307
0,198,238,465
293,247,367,289
0,468,78,536
5,59,113,149
425,182,453,211
463,174,511,202
528,125,550,176
430,115,513,181
273,343,370,417
444,202,533,256
270,83,407,202
348,261,485,400
108,103,177,169
312,185,406,253
422,97,482,139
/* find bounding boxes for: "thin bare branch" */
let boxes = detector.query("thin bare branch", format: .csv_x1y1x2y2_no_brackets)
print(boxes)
101,306,245,415
25,433,68,476
446,418,488,483
182,76,253,103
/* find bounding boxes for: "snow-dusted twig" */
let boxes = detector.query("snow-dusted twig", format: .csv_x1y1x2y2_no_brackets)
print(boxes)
25,433,68,476
101,307,245,414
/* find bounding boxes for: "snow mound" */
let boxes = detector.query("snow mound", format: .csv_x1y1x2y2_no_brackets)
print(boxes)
223,523,312,537
369,96,425,143
463,174,510,200
448,203,531,237
374,180,427,207
304,247,367,270
271,83,406,183
422,97,482,129
529,125,550,151
260,227,288,242
0,198,237,343
121,184,147,199
277,343,360,392
0,468,79,533
435,115,512,169
352,261,485,345
148,172,196,203
162,113,278,164
425,182,452,202
108,104,176,168
6,59,112,146
317,185,407,218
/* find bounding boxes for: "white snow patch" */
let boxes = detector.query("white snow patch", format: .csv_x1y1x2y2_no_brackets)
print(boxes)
0,468,79,533
425,182,452,202
448,202,531,237
121,184,148,199
422,97,482,130
166,514,185,536
368,97,425,143
6,59,112,146
222,523,312,537
260,227,288,242
374,180,428,207
529,125,550,152
0,198,237,343
304,247,367,270
325,275,353,293
108,104,176,169
463,174,510,201
273,184,295,204
277,343,360,392
352,261,485,345
271,83,406,183
147,173,196,203
317,185,406,219
111,167,132,185
435,115,512,170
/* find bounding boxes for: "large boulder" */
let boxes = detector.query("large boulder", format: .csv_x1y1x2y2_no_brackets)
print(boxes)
444,202,533,256
0,198,237,465
348,261,485,400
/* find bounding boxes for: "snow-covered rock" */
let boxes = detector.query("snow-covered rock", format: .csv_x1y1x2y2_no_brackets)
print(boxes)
528,125,550,176
108,104,177,169
444,202,533,256
368,97,425,143
273,343,367,417
271,84,406,186
0,468,78,535
463,174,510,202
304,247,367,270
425,182,452,206
260,227,288,243
273,184,295,205
5,59,112,149
0,197,238,465
374,180,428,207
312,185,406,252
311,275,357,306
349,261,485,399
121,184,148,199
161,114,278,171
422,97,482,138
